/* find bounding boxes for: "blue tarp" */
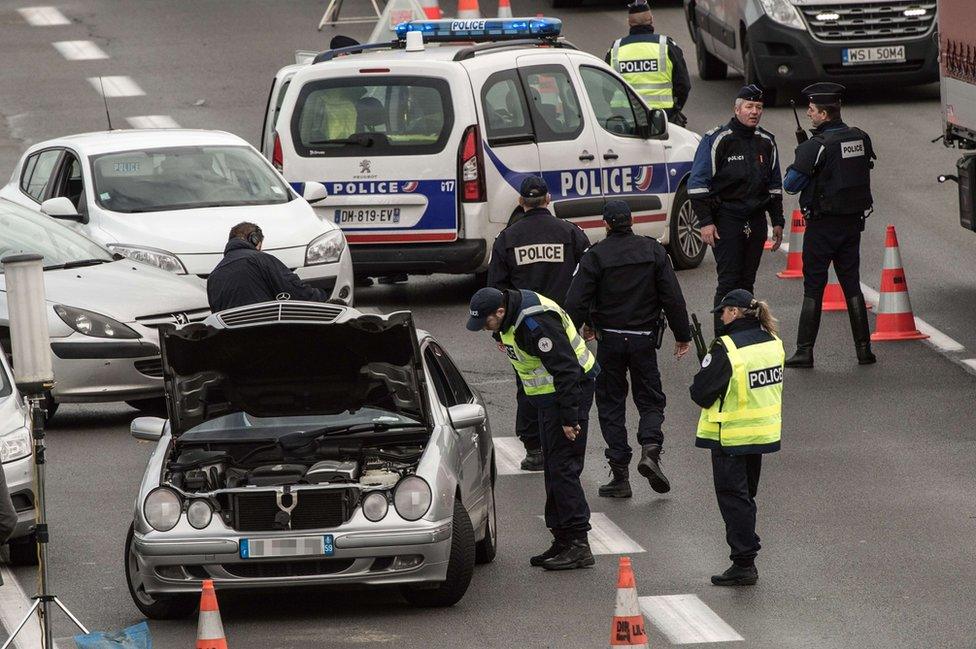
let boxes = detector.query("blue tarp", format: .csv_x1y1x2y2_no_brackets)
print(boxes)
74,621,151,649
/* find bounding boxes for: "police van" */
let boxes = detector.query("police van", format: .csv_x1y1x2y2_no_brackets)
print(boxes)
262,18,705,280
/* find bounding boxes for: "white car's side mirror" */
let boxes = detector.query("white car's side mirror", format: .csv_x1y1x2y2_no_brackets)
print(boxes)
448,403,486,429
303,181,328,204
40,197,83,221
131,416,166,441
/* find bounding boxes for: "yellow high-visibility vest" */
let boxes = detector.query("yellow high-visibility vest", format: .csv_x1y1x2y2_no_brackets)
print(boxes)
610,35,675,109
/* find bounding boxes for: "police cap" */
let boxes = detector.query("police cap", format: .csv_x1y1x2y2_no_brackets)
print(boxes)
736,84,764,102
466,287,505,331
627,0,651,14
803,82,845,105
711,289,757,313
603,199,632,228
519,175,549,199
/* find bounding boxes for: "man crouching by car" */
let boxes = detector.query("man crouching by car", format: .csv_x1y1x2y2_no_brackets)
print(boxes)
207,222,336,312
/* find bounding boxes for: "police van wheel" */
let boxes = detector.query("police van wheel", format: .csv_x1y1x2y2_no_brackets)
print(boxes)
7,536,39,566
695,35,727,81
552,0,582,7
401,498,476,607
744,45,778,106
667,186,706,269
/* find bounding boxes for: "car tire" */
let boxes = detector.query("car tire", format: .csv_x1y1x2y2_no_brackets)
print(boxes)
125,524,197,619
744,44,778,106
695,35,727,81
552,0,583,7
474,474,497,564
7,536,39,566
401,498,475,607
666,185,706,270
125,397,167,417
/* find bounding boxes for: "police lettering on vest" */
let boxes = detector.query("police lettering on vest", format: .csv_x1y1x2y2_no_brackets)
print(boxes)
515,243,565,266
809,126,873,216
747,365,783,389
618,59,659,73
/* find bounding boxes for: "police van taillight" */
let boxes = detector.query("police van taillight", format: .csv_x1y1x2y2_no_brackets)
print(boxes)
272,132,284,173
459,125,485,202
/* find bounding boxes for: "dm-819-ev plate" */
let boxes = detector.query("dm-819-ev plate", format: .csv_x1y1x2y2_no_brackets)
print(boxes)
240,535,335,559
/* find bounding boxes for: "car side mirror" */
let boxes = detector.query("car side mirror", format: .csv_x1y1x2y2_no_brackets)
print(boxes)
40,197,85,222
303,181,328,204
647,108,668,139
131,416,166,441
448,403,486,429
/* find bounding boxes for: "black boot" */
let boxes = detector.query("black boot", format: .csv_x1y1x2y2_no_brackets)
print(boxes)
520,448,543,471
530,539,566,567
847,294,877,365
541,539,595,571
785,296,822,368
636,444,670,494
710,563,758,586
598,464,632,498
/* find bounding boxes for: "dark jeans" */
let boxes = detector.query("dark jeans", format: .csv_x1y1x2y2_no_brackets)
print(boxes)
532,377,597,541
514,374,540,452
595,332,665,466
802,216,863,301
712,211,768,334
711,449,763,566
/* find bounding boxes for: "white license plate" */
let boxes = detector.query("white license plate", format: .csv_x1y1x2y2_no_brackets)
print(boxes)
334,207,401,225
239,535,334,559
842,46,905,66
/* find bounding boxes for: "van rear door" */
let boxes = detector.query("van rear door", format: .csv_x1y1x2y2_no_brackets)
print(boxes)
261,62,307,158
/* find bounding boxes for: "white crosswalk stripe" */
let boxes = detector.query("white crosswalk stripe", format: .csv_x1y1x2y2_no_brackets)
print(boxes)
492,437,533,475
640,594,744,644
126,115,180,129
18,6,70,25
88,76,144,97
587,512,645,555
52,40,108,60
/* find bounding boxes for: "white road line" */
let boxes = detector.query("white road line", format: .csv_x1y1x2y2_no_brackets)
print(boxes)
52,40,108,61
0,565,46,649
126,115,180,129
640,594,744,644
87,76,144,97
587,513,645,555
17,6,70,25
493,437,533,476
963,359,976,372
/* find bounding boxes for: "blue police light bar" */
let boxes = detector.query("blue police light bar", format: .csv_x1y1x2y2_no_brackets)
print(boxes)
395,17,562,42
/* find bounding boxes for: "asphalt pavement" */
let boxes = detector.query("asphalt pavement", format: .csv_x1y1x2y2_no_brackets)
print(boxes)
1,1,975,647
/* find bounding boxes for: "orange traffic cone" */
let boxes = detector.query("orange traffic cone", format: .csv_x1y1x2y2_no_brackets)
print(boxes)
457,0,481,18
420,0,442,18
764,238,773,251
821,264,847,311
196,580,228,649
776,210,805,279
610,557,649,649
871,225,928,341
497,0,513,17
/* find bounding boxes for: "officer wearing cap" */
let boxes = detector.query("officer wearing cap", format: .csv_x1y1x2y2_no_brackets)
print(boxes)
467,286,599,570
565,200,692,499
606,1,691,125
488,176,590,471
783,83,877,368
690,289,783,587
689,84,785,336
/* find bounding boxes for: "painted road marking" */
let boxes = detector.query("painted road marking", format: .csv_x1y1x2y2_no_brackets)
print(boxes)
126,115,180,129
0,565,61,649
52,40,108,60
88,76,144,97
588,512,645,555
962,359,976,372
640,594,743,644
17,6,70,25
493,437,533,476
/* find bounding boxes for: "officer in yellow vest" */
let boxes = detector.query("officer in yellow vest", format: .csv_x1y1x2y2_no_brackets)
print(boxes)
690,289,783,586
606,1,691,124
467,286,599,570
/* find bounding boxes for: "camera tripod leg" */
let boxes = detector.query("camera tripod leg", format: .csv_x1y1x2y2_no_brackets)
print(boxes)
0,598,40,649
53,597,89,635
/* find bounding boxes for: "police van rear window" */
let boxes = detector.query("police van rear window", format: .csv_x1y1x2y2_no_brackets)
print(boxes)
291,77,454,157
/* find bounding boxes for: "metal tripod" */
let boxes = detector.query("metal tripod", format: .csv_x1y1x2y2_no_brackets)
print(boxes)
318,0,385,30
1,395,88,649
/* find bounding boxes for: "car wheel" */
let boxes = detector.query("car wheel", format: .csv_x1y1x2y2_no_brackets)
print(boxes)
552,0,583,7
125,398,167,417
125,524,197,619
7,536,39,566
667,185,706,270
474,476,497,564
401,498,475,607
695,34,727,81
744,45,778,106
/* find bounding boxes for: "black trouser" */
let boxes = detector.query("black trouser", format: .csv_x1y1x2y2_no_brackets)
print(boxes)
595,332,665,466
711,449,762,566
532,377,596,542
514,375,540,452
802,215,863,301
712,211,768,331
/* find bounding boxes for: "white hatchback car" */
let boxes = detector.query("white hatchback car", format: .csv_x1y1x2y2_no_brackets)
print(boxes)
0,129,354,305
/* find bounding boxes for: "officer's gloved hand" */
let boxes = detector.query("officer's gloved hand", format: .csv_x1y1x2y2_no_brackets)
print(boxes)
671,111,688,128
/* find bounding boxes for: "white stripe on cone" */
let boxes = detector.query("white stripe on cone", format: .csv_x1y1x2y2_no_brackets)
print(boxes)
198,610,226,641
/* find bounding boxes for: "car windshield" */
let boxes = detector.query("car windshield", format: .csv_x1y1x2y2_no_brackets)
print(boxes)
0,205,114,273
179,408,423,443
89,145,293,213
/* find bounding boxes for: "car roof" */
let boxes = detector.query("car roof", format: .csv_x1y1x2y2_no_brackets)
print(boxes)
29,129,249,156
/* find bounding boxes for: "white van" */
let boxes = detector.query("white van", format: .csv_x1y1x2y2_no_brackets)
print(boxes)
263,18,705,279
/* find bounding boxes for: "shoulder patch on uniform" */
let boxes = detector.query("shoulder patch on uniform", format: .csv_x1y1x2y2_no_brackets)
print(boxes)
701,353,712,368
537,337,553,353
523,316,540,331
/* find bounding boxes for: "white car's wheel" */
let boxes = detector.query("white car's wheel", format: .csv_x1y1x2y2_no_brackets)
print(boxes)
125,524,196,619
475,477,497,564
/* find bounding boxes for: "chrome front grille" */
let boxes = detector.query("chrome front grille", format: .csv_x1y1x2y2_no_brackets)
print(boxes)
135,308,210,329
216,302,346,327
800,2,936,42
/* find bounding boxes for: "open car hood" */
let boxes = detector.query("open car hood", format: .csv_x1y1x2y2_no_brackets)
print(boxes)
159,304,430,435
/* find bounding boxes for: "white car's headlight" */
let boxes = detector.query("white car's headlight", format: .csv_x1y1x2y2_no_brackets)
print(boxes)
305,230,345,265
186,499,213,529
107,244,187,274
0,428,31,464
758,0,806,30
393,476,431,522
144,487,182,532
54,305,140,339
362,492,389,522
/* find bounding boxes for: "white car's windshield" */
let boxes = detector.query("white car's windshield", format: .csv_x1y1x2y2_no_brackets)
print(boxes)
0,206,114,273
89,145,292,213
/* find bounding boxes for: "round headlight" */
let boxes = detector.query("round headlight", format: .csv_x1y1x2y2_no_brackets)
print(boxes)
393,476,431,522
186,499,213,530
144,487,182,532
362,492,389,522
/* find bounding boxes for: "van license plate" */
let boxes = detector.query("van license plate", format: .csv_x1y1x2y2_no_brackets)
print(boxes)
334,208,401,225
842,46,905,66
240,535,334,559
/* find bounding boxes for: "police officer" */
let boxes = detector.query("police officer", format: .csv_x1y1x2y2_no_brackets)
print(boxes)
689,85,785,336
467,286,598,570
690,289,783,586
207,222,335,312
565,200,691,499
783,83,876,368
606,1,691,125
488,176,590,471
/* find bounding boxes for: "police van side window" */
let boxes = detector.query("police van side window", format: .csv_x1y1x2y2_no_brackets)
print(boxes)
481,71,533,145
519,66,584,143
579,66,638,137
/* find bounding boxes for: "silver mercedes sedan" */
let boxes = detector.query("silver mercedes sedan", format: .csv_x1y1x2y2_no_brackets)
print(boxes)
125,302,497,619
